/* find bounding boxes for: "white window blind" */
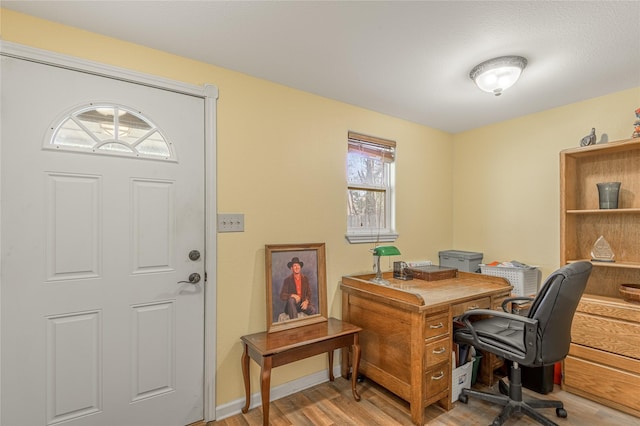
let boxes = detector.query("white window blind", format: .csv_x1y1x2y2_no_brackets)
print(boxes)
346,131,398,243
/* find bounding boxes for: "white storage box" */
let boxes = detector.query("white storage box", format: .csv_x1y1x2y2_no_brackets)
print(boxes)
480,265,541,296
451,358,474,403
439,250,483,273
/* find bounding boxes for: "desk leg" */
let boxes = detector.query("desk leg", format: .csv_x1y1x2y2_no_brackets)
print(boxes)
260,357,272,426
241,343,251,413
352,334,361,401
328,350,335,381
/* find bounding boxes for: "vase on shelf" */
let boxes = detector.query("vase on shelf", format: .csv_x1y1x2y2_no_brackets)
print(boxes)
596,182,621,209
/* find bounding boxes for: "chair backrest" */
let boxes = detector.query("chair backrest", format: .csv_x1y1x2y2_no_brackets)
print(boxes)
526,261,592,365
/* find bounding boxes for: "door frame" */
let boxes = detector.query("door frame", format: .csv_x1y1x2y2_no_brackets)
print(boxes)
0,41,219,422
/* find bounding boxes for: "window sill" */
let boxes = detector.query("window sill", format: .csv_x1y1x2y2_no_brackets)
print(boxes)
345,232,399,244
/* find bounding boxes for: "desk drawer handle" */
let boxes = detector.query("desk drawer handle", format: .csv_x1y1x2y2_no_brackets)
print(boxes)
429,322,444,329
431,371,445,380
468,305,479,310
432,347,446,354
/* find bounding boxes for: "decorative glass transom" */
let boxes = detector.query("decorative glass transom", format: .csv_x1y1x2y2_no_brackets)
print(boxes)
47,103,175,161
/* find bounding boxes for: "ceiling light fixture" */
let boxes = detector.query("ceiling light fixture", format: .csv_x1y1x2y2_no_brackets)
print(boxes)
470,55,527,96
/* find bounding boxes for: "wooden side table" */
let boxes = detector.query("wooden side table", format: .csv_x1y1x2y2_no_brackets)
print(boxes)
240,318,361,425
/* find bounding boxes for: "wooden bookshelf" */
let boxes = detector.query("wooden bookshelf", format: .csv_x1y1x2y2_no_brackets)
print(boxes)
560,138,640,417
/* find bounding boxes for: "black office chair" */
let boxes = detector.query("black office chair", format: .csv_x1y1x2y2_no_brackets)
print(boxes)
454,261,592,426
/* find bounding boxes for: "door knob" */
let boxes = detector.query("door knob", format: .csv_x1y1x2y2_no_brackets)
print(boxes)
178,273,201,284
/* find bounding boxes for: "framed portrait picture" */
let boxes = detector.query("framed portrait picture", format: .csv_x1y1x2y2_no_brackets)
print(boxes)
265,243,328,333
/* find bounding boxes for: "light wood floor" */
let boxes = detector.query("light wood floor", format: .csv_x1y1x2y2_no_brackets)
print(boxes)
210,376,639,425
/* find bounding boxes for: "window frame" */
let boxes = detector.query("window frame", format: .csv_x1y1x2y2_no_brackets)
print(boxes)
346,131,398,244
44,102,176,162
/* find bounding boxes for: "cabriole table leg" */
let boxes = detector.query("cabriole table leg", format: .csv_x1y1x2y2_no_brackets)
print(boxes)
241,343,250,413
260,357,273,426
352,334,361,401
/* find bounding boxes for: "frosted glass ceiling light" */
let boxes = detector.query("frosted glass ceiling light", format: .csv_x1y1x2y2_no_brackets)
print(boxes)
470,56,527,96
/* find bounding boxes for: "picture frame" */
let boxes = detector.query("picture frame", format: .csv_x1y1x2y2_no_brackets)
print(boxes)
265,243,328,333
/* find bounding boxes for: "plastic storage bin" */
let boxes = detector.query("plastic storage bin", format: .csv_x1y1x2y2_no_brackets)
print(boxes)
451,357,474,402
480,265,541,296
439,250,483,273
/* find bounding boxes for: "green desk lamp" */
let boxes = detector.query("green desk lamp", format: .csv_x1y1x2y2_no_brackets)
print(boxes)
371,245,401,285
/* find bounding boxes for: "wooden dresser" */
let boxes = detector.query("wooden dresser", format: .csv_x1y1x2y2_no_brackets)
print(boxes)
340,271,511,426
564,297,640,416
560,138,640,418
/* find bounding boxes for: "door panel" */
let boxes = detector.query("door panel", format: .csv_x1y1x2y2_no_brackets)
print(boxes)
1,56,205,426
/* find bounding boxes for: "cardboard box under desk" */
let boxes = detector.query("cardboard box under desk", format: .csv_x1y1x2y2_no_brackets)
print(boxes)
407,265,457,281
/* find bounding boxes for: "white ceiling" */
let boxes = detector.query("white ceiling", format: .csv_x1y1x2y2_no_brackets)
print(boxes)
4,1,640,133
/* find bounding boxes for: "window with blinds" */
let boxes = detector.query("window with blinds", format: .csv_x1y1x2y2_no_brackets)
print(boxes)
346,131,398,243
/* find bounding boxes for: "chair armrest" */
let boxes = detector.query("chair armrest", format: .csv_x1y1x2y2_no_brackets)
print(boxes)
501,296,534,312
455,309,539,364
456,309,537,326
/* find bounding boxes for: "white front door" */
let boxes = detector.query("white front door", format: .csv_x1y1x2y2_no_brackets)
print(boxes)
1,55,205,426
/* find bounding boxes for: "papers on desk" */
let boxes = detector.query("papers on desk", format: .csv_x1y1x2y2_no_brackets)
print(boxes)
483,260,537,269
405,260,432,267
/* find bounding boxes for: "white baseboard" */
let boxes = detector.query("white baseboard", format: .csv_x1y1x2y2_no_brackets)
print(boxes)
215,364,343,421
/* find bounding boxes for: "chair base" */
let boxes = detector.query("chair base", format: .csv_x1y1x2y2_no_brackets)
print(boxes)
459,379,567,426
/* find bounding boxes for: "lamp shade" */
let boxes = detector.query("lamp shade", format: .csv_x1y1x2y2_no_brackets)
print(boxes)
373,246,401,256
470,56,527,96
370,245,401,286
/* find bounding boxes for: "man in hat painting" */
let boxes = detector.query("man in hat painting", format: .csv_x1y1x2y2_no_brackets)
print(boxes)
279,256,317,320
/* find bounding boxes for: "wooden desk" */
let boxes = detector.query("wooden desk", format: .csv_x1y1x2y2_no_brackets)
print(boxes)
241,317,362,425
341,271,511,426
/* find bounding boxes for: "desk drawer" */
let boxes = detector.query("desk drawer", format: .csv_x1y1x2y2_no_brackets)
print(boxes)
424,312,450,339
425,336,450,368
492,293,511,310
424,364,449,402
452,297,490,317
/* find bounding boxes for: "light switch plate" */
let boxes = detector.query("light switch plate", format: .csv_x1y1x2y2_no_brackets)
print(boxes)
217,213,244,232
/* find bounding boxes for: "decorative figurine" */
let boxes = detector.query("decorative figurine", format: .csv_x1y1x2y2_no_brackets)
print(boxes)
591,235,615,262
633,107,640,138
580,128,596,146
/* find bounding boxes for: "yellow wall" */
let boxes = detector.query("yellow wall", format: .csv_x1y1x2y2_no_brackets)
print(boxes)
452,88,640,278
1,9,454,406
4,7,640,412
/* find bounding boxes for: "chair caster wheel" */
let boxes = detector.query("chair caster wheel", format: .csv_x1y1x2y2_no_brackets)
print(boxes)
556,407,567,418
458,394,469,404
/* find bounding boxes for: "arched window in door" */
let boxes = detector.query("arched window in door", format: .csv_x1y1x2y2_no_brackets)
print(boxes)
46,103,176,161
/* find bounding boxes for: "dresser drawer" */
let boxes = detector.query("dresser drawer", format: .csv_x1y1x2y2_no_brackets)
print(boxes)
452,297,490,317
569,343,640,374
572,312,640,359
565,355,640,412
423,312,450,339
424,336,450,369
424,364,449,402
